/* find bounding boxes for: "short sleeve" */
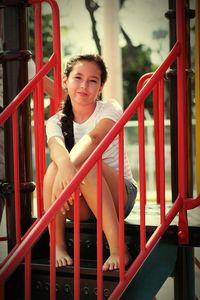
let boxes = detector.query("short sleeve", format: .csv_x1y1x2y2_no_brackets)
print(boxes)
46,113,63,141
100,99,123,122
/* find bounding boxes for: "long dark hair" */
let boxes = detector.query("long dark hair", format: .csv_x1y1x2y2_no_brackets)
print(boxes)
60,54,107,152
60,95,74,151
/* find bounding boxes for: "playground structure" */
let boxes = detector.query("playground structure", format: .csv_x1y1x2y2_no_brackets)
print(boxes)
0,0,200,299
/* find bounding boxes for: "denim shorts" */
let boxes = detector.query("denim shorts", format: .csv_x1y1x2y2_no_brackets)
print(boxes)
124,179,137,218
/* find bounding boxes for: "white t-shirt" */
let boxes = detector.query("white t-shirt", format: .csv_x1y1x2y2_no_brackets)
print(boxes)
46,99,136,184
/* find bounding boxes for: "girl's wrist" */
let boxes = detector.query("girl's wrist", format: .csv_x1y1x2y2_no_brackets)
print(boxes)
56,156,71,167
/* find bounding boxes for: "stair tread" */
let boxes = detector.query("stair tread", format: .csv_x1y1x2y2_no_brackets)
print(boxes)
30,258,120,278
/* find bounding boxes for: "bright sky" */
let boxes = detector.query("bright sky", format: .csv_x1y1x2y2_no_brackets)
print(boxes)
44,0,169,65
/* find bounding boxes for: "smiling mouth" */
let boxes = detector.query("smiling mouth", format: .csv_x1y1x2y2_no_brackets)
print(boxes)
77,91,88,96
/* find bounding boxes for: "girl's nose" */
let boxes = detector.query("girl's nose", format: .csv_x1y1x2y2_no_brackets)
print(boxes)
80,80,88,88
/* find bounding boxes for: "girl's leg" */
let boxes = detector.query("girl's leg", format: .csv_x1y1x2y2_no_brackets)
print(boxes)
43,162,92,267
44,161,131,270
43,162,73,267
79,163,131,271
101,163,131,270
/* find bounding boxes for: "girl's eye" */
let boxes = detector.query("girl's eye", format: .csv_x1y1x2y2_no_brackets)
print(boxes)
90,80,97,84
75,76,81,80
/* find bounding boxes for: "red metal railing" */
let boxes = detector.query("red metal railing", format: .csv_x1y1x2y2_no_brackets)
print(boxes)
0,0,200,299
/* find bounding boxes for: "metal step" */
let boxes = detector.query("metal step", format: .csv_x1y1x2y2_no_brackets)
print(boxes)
31,258,119,300
120,238,178,300
5,222,178,300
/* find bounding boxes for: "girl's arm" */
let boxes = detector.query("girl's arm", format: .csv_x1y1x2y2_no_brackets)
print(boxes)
43,76,68,100
70,118,115,168
48,135,70,167
48,118,115,169
47,118,115,204
48,136,77,203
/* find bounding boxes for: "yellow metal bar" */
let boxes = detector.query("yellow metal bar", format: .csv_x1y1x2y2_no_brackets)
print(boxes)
195,0,200,194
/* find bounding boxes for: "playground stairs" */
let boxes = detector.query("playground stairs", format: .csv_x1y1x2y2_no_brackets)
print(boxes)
4,221,179,300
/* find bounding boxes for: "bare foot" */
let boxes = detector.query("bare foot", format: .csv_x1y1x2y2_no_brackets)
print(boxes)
102,250,132,271
56,244,73,267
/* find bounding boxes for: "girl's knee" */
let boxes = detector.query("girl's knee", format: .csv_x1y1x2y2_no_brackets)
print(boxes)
43,162,58,211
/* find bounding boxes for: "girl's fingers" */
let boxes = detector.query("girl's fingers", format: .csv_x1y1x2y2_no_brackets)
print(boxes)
60,207,66,215
68,198,73,205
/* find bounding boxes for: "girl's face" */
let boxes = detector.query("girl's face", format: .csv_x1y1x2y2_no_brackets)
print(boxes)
63,60,103,107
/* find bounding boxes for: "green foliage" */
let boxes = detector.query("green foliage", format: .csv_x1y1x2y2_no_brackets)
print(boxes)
122,43,155,117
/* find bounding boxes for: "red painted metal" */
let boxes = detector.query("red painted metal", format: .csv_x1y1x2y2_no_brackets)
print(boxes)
0,1,62,298
12,111,21,244
137,74,166,209
176,0,187,198
0,1,199,299
0,55,56,124
138,104,146,251
158,78,165,223
136,73,153,93
118,129,125,281
50,97,56,116
153,84,160,204
97,159,103,300
33,2,45,218
0,237,8,242
0,38,181,286
185,195,200,209
176,0,189,245
74,188,80,300
110,195,184,299
49,219,56,300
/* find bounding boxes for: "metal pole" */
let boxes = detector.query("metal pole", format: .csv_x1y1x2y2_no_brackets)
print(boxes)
0,0,32,251
165,0,178,202
165,0,195,299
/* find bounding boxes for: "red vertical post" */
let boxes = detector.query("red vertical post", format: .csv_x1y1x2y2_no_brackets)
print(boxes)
51,0,62,111
12,112,21,244
176,0,187,197
158,78,165,223
97,159,103,300
74,188,80,300
138,104,146,251
33,3,45,217
153,84,160,203
176,0,188,244
50,219,56,300
118,129,125,281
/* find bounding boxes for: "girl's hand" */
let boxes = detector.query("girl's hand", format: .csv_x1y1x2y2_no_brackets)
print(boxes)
51,161,77,214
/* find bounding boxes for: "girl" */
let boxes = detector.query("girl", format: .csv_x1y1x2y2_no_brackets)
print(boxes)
43,54,137,271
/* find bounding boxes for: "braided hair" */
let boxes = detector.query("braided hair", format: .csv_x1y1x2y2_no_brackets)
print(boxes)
60,95,74,152
60,54,108,152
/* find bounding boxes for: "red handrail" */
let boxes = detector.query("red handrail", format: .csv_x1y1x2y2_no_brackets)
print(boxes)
110,195,184,299
0,38,181,283
0,55,56,125
0,1,62,298
0,0,200,299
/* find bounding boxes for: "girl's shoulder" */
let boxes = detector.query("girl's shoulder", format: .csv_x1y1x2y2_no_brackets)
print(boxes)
98,98,123,112
97,99,123,122
47,110,63,121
